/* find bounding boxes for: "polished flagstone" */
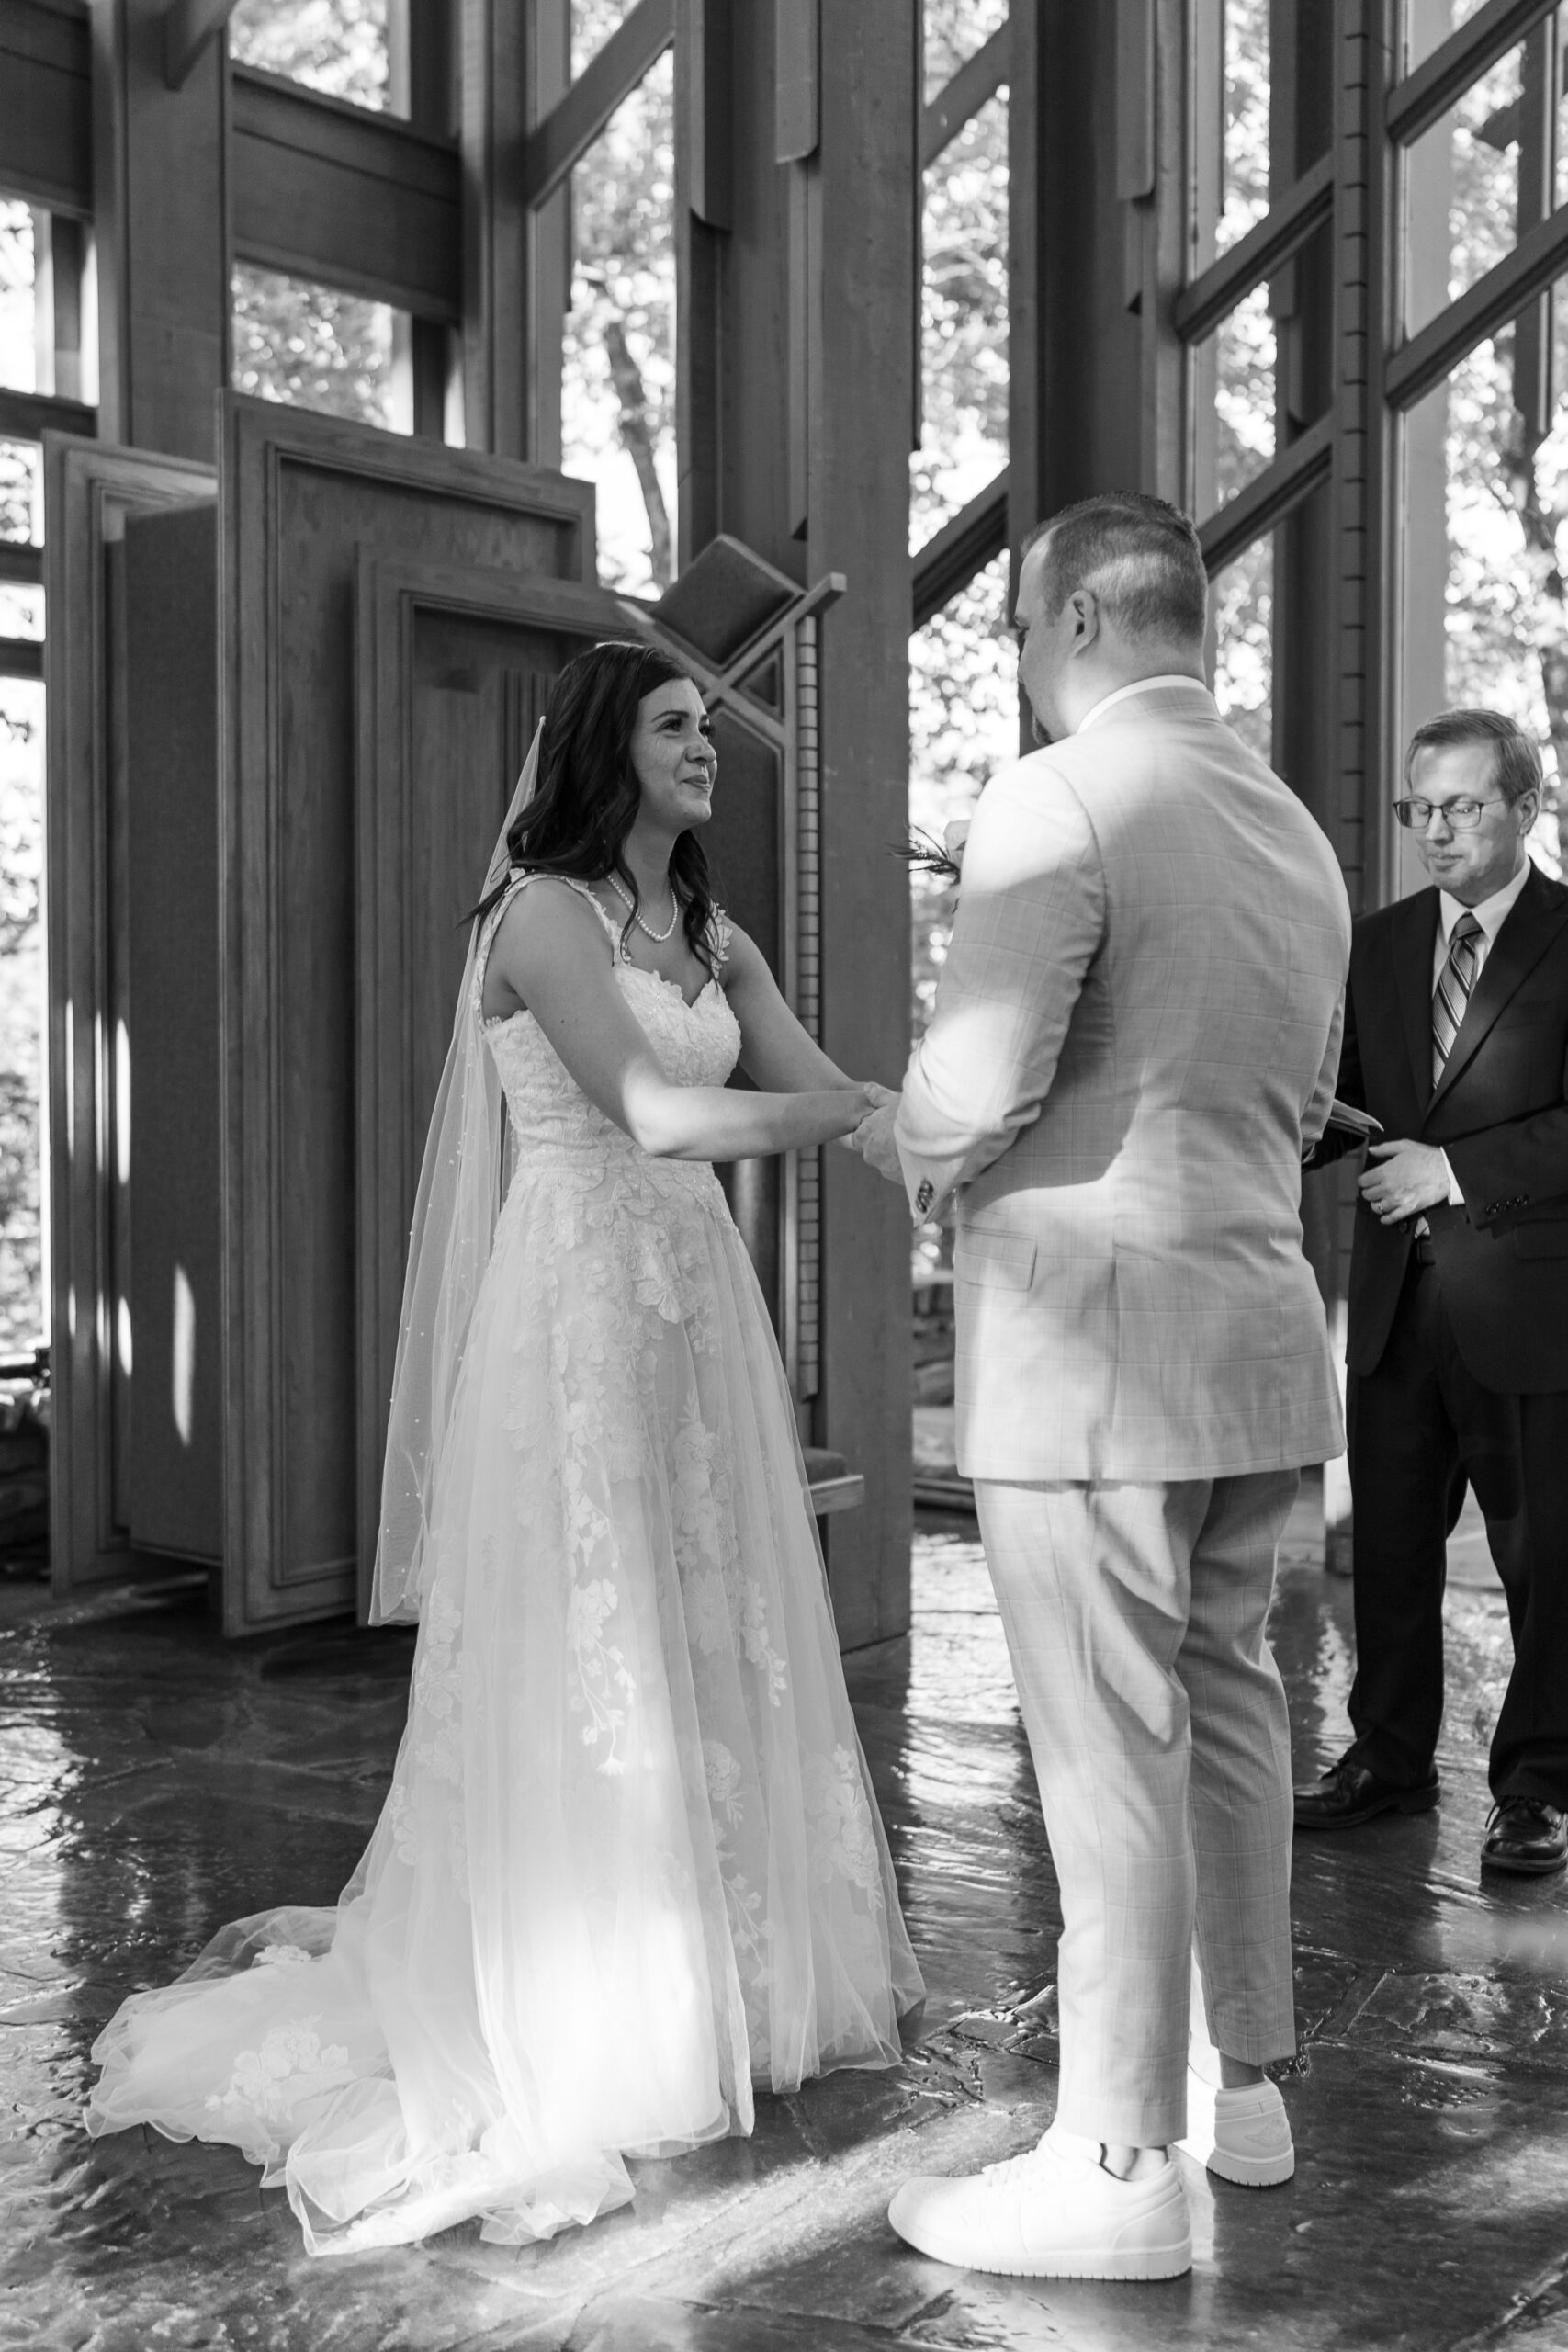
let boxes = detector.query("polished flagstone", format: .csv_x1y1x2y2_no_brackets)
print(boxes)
3,1486,1567,2350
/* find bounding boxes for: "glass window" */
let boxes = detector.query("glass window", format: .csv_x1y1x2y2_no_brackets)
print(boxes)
572,0,638,78
561,51,676,594
0,586,42,642
1404,0,1499,76
232,266,409,433
1218,0,1271,257
1192,278,1278,520
0,676,45,1351
0,443,40,548
230,0,393,112
915,88,1008,547
1400,286,1568,882
1212,533,1274,765
924,0,1009,102
1403,19,1568,340
0,203,35,395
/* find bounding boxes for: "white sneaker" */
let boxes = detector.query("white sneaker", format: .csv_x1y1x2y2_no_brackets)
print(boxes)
1177,2068,1294,2187
887,2132,1192,2280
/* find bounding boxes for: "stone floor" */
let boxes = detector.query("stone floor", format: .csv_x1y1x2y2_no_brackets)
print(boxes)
4,1488,1567,2351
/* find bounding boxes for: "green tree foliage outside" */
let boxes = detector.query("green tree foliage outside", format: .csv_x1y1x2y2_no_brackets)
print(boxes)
0,200,42,1351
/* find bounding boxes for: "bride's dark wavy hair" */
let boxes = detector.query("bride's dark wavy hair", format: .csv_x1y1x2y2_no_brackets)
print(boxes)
474,639,716,972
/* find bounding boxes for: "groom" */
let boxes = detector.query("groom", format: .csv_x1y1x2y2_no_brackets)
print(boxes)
856,492,1351,2279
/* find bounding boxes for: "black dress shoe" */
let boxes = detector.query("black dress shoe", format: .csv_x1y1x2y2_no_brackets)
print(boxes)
1482,1797,1568,1875
1292,1755,1440,1831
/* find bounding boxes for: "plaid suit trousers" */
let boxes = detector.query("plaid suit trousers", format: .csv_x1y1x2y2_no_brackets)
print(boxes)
976,1469,1299,2147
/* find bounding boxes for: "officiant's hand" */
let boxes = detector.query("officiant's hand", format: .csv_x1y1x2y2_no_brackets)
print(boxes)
943,819,971,874
847,1094,904,1183
1359,1138,1450,1224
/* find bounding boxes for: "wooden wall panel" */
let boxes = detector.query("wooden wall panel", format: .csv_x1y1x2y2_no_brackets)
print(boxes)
220,395,594,1633
43,435,216,1595
121,501,223,1560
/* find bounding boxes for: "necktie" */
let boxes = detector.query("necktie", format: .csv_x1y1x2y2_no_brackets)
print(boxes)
1432,910,1483,1084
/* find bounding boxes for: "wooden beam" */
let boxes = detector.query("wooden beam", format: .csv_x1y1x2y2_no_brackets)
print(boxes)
920,18,1010,171
1174,151,1336,344
519,0,673,209
0,542,44,586
232,66,461,322
162,0,235,89
0,0,92,216
0,386,96,440
1197,409,1334,577
1386,0,1554,147
1384,194,1568,410
0,635,44,679
911,467,1010,628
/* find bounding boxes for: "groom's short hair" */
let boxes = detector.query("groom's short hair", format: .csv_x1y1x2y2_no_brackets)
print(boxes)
1023,492,1207,646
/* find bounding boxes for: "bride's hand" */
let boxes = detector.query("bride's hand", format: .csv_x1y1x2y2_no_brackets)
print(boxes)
833,1080,895,1148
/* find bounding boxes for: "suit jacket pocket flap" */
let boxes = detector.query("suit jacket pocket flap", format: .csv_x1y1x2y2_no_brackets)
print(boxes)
955,1227,1037,1292
1512,1224,1568,1258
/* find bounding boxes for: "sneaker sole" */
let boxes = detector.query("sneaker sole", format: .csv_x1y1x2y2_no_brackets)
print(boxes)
1293,1782,1439,1831
892,2218,1192,2280
1204,2145,1295,2188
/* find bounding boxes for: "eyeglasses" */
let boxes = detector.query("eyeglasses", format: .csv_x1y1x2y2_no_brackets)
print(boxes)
1393,796,1507,832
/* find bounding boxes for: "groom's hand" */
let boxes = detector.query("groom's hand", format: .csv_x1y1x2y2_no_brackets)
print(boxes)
848,1097,904,1184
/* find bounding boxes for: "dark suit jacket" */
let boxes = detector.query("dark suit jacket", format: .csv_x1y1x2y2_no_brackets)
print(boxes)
1312,864,1568,1392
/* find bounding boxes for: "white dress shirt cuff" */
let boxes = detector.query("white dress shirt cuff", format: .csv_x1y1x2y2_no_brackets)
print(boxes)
1441,1149,1464,1207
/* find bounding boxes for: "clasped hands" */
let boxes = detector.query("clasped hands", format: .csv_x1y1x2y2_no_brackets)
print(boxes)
1358,1138,1452,1225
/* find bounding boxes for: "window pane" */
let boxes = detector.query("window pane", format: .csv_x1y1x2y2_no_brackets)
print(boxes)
0,586,42,641
230,0,392,112
924,0,1009,102
1401,287,1568,881
1212,533,1274,765
562,51,675,594
0,677,45,1351
1218,0,1270,258
572,0,637,77
914,89,1008,549
0,443,40,547
908,551,1016,1035
1193,278,1277,522
1402,21,1568,340
0,202,35,395
1404,0,1495,76
232,266,408,433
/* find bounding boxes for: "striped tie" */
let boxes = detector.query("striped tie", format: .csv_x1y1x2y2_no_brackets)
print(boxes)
1432,910,1483,1084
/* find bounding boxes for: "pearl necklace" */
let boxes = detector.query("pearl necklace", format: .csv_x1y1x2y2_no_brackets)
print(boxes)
607,871,681,944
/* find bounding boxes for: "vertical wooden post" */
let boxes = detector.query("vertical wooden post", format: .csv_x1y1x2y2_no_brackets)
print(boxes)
675,0,731,565
807,0,917,1646
392,0,457,440
91,0,230,461
460,0,564,461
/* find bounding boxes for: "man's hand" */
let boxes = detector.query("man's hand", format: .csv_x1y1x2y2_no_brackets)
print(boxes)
847,1096,904,1183
944,818,971,874
1359,1138,1452,1225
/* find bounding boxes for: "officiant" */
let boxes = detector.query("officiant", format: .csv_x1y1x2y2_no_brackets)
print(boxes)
1296,709,1568,1877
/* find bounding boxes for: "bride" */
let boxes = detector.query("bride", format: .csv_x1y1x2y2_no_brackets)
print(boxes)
86,639,923,2253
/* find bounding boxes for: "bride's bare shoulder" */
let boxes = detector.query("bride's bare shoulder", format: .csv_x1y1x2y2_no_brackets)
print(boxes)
484,876,613,1017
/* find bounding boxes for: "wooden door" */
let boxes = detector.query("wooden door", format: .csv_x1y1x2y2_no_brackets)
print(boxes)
218,397,599,1634
354,558,637,1616
44,437,216,1595
120,503,223,1561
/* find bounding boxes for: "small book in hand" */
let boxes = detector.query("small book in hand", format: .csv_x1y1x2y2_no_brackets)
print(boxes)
1325,1100,1383,1141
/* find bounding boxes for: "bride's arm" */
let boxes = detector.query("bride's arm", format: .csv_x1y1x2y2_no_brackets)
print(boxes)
491,882,876,1161
720,923,869,1093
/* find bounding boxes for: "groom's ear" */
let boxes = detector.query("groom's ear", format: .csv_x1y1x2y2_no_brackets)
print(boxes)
1069,588,1100,650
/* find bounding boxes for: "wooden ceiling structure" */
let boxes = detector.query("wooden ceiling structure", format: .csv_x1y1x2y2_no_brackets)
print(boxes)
3,0,1568,1633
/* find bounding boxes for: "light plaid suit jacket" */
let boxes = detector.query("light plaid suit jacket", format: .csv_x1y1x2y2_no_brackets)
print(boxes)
897,679,1351,1483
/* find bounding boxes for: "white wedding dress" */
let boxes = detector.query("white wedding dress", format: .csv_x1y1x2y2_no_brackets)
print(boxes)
86,879,922,2254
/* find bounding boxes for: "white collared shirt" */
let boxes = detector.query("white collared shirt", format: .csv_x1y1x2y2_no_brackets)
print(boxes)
1432,855,1532,989
1430,854,1532,1206
1075,673,1209,735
